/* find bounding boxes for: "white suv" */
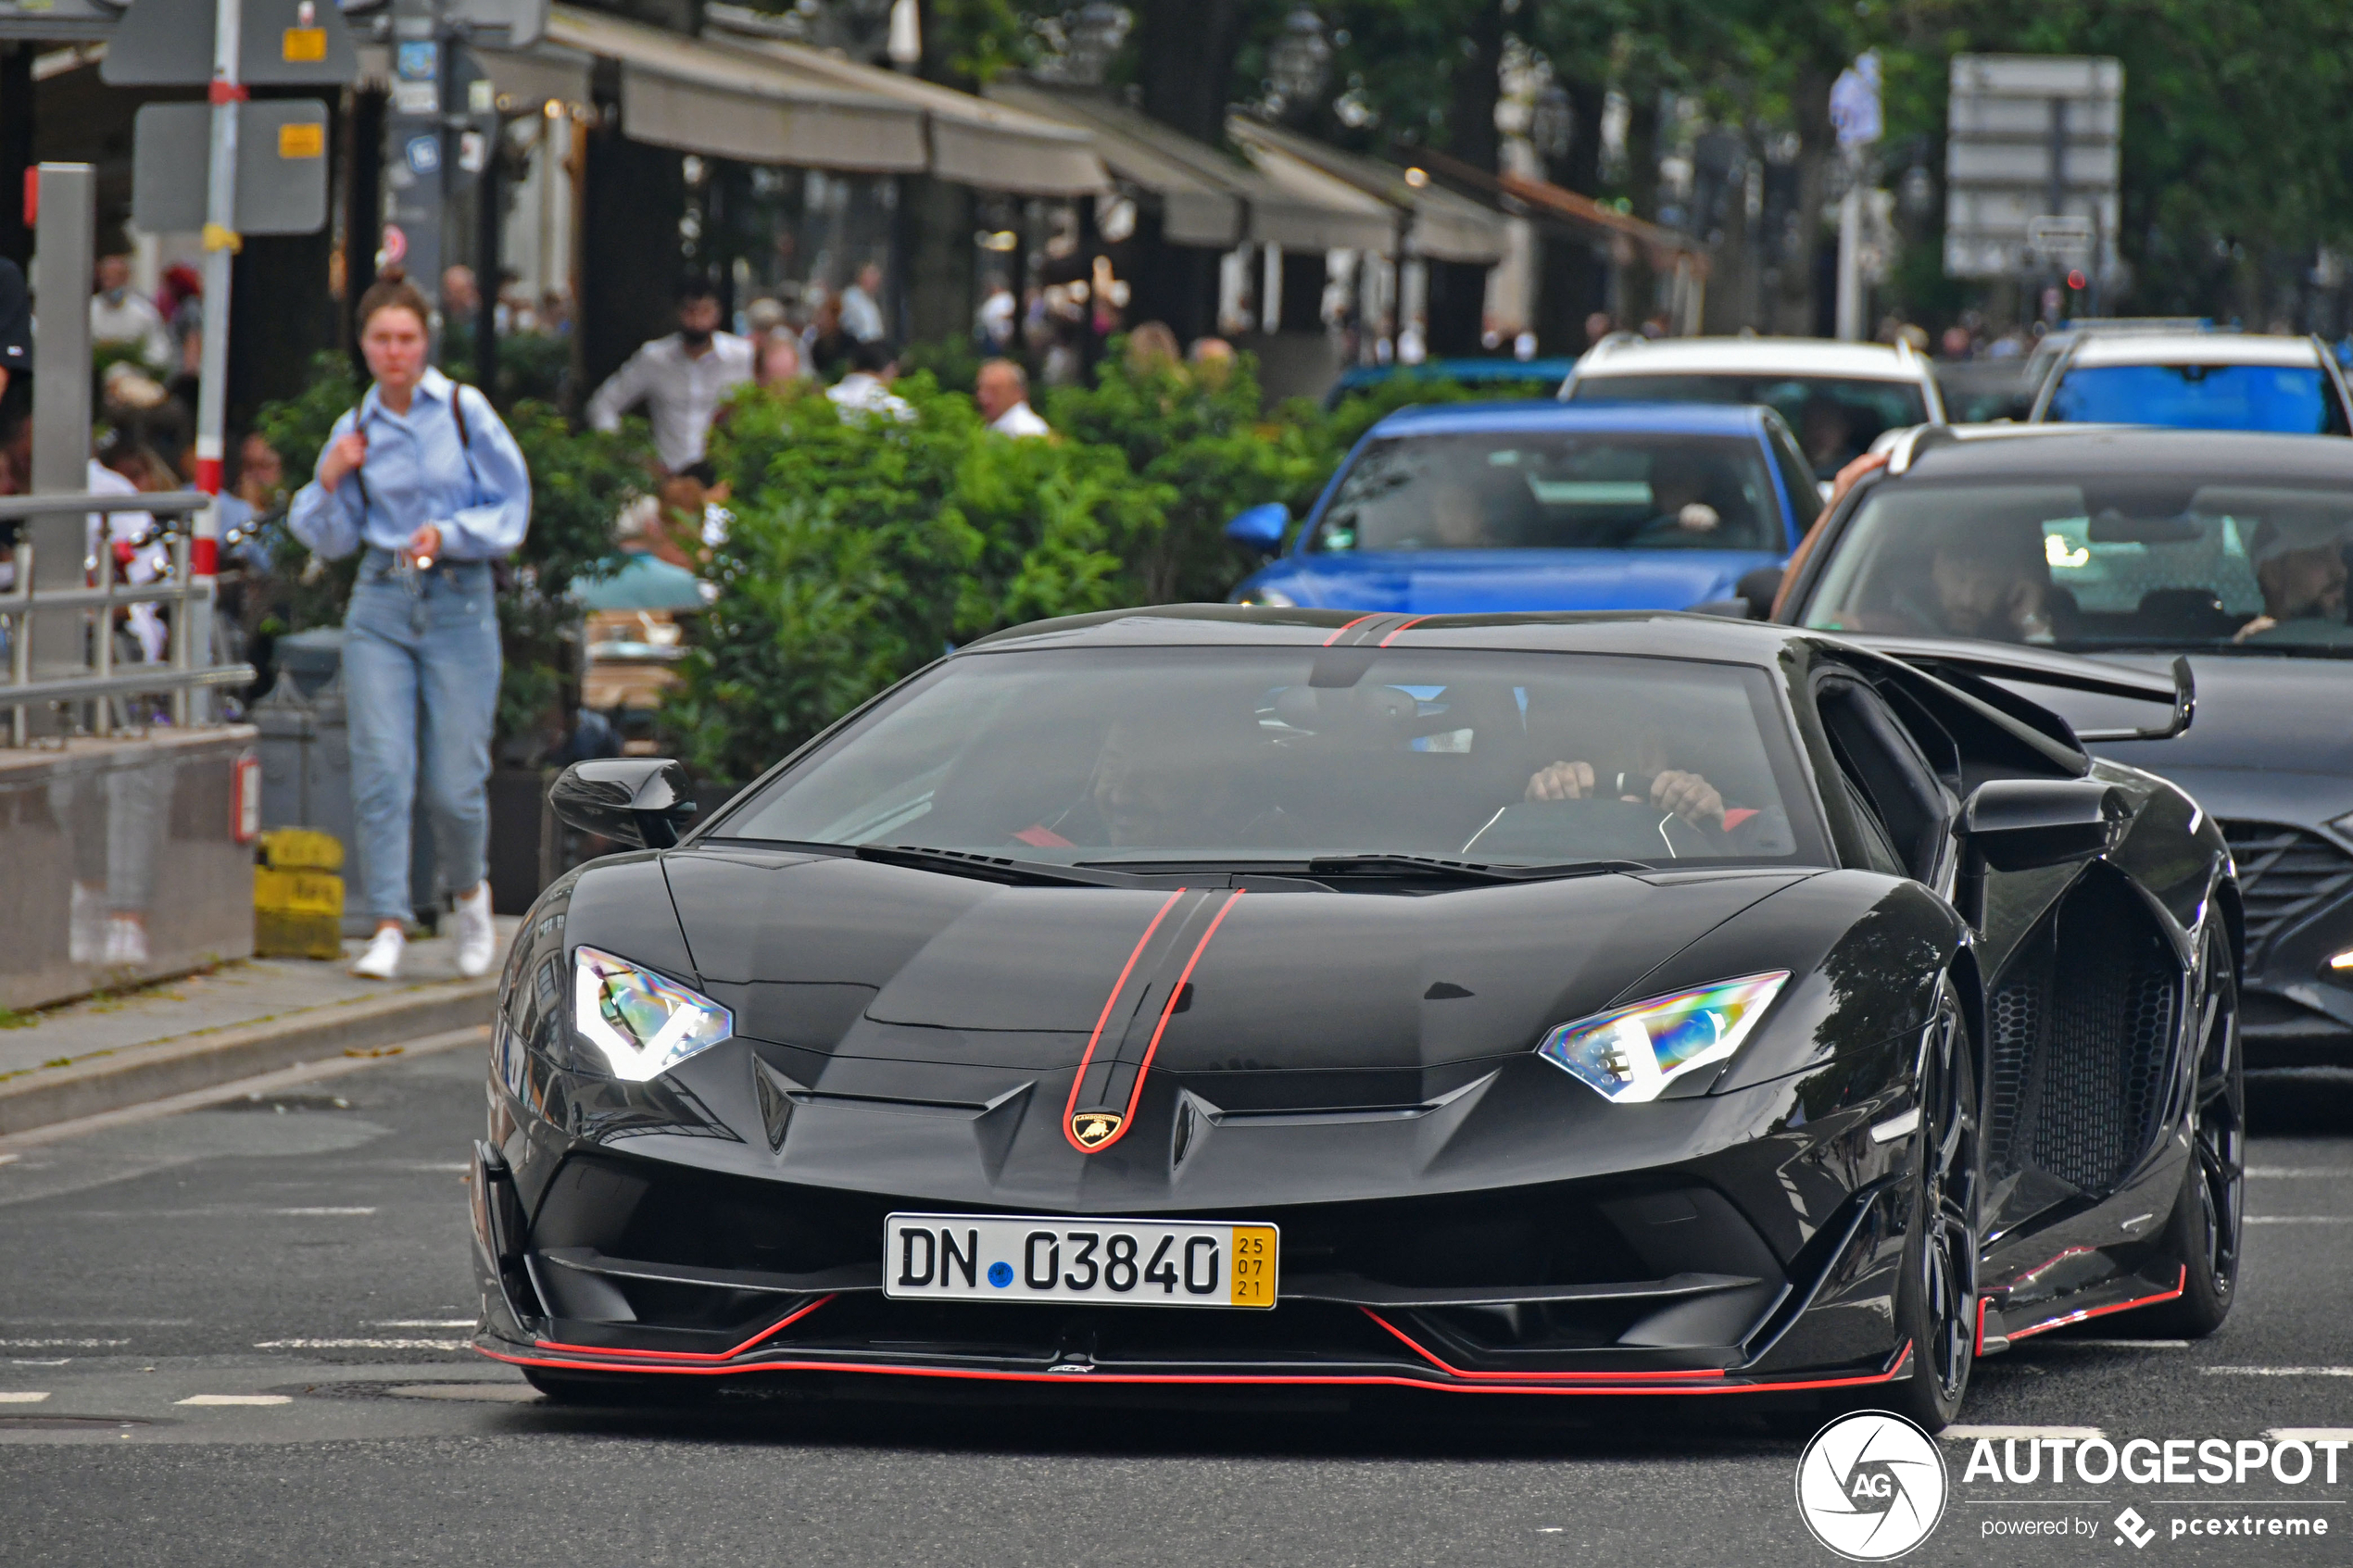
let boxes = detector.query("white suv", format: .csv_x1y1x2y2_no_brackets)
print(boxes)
1559,335,1946,480
2027,331,2353,434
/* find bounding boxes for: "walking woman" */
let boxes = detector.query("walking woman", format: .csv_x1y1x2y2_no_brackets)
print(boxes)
288,269,530,980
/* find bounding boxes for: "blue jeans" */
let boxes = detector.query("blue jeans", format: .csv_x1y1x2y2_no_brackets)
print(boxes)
344,553,502,922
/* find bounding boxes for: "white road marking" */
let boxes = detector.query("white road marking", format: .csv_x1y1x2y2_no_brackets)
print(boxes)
2246,1168,2353,1177
0,1338,126,1348
1944,1425,2106,1441
6,1359,70,1366
366,1320,477,1328
0,1152,19,1165
0,1391,52,1403
254,1337,468,1350
2022,1338,2190,1349
2206,1367,2353,1377
175,1394,292,1406
270,1207,376,1216
2269,1429,2353,1444
2245,1216,2353,1224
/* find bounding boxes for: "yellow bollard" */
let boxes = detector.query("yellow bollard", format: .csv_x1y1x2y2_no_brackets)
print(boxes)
254,828,346,960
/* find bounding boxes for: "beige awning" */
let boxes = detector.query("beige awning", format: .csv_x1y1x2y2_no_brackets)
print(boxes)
473,44,595,113
548,6,927,171
988,82,1396,252
704,7,1107,195
1227,119,1507,265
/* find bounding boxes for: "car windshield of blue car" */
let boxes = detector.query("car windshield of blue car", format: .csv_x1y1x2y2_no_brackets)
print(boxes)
1307,433,1784,555
713,647,1827,870
2046,363,2345,433
1567,374,1930,476
1802,479,2353,655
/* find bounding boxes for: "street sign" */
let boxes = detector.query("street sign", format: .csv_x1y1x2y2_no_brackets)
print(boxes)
0,0,120,41
131,99,330,233
2025,213,2095,267
101,0,357,86
1944,53,2121,281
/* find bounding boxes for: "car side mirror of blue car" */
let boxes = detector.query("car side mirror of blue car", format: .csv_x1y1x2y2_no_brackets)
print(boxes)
550,758,699,849
1224,501,1291,554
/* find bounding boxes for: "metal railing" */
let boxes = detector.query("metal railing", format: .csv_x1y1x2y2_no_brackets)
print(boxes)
1,488,257,746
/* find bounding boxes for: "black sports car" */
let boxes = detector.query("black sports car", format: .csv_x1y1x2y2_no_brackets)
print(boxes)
1771,425,2353,1065
471,608,2243,1431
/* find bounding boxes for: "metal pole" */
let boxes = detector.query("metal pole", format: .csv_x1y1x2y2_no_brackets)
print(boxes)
1834,153,1863,341
28,163,94,739
189,0,246,724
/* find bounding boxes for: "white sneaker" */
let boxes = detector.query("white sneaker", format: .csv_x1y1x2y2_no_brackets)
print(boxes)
454,884,497,979
352,926,405,980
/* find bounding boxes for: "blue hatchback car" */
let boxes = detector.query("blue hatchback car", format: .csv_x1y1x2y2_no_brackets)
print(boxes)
1227,402,1823,614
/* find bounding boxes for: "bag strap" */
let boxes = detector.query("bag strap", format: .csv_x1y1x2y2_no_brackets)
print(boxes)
342,381,483,540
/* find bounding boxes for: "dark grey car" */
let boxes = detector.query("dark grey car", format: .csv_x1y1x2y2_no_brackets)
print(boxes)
1772,426,2353,1064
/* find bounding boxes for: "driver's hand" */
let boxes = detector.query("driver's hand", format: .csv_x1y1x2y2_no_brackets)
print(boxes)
1651,770,1726,830
1525,760,1596,802
2233,615,2279,644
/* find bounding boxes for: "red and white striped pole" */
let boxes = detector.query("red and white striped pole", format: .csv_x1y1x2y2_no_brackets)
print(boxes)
187,0,247,717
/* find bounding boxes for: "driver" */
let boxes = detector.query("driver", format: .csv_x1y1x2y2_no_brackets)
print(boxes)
2234,515,2348,643
1638,464,1722,538
1854,521,2057,643
1524,725,1728,832
1017,705,1262,849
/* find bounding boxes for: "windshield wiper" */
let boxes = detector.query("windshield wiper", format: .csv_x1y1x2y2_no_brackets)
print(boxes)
1300,853,1645,884
852,844,1139,888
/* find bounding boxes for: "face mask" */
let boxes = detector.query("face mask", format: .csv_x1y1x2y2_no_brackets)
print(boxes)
680,327,712,348
102,287,127,306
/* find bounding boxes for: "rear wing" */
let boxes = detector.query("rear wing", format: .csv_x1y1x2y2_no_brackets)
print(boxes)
1844,635,2195,745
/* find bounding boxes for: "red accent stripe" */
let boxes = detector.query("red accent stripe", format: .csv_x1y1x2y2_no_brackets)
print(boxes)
533,1294,837,1362
208,80,250,104
190,536,219,577
474,1340,1915,1398
1376,616,1427,647
1976,1295,1990,1356
1011,824,1073,848
1103,888,1245,1144
1062,891,1187,1153
195,457,224,495
1322,614,1380,646
1999,1267,2187,1345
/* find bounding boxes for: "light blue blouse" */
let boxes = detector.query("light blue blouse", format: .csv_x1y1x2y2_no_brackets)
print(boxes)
287,367,531,560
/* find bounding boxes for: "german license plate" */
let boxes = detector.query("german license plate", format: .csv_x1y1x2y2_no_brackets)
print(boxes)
884,1213,1278,1309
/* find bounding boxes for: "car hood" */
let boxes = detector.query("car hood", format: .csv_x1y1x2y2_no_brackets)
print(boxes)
657,847,1808,1076
1246,548,1783,615
2078,652,2353,790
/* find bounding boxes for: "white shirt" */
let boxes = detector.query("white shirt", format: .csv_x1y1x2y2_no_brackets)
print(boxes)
90,289,174,370
585,332,755,470
838,284,887,345
826,372,914,423
989,401,1051,438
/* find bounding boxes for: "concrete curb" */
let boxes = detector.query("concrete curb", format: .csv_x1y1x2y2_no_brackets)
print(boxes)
0,980,498,1136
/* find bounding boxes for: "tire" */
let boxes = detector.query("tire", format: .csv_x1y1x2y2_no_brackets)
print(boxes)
2142,928,2244,1337
1873,980,1982,1435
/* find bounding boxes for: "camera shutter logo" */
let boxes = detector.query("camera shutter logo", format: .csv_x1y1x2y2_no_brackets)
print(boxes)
1794,1411,1948,1560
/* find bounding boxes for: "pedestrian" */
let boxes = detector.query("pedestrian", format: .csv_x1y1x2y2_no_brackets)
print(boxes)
802,290,853,380
975,274,1016,354
90,251,174,372
838,259,887,344
826,338,913,421
753,329,807,390
286,268,531,982
975,358,1049,437
585,277,754,474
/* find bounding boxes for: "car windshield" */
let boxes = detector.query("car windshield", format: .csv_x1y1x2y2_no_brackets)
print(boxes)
1800,478,2353,655
2047,363,2346,434
713,647,1825,870
1307,432,1786,555
1567,373,1929,477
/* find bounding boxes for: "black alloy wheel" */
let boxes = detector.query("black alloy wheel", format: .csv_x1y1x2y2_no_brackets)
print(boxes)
1879,979,1982,1432
2148,928,2244,1336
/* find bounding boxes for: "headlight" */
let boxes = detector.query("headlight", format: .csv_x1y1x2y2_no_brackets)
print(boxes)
1536,972,1789,1103
1236,586,1299,608
572,946,733,1082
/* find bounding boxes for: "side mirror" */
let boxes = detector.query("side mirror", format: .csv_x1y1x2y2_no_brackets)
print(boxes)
1224,501,1291,555
1734,565,1784,621
1956,778,2125,872
550,758,698,849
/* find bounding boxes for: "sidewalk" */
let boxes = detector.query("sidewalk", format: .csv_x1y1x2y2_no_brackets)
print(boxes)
0,920,517,1136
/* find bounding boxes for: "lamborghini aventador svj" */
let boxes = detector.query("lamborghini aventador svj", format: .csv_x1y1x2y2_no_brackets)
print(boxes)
471,608,2244,1431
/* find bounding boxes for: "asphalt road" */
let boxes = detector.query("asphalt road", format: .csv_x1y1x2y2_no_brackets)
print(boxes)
6,1047,2353,1568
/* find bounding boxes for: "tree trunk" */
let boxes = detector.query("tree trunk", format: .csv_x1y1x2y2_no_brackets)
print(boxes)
1444,0,1505,171
1533,78,1609,350
1774,68,1833,337
1137,0,1251,145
